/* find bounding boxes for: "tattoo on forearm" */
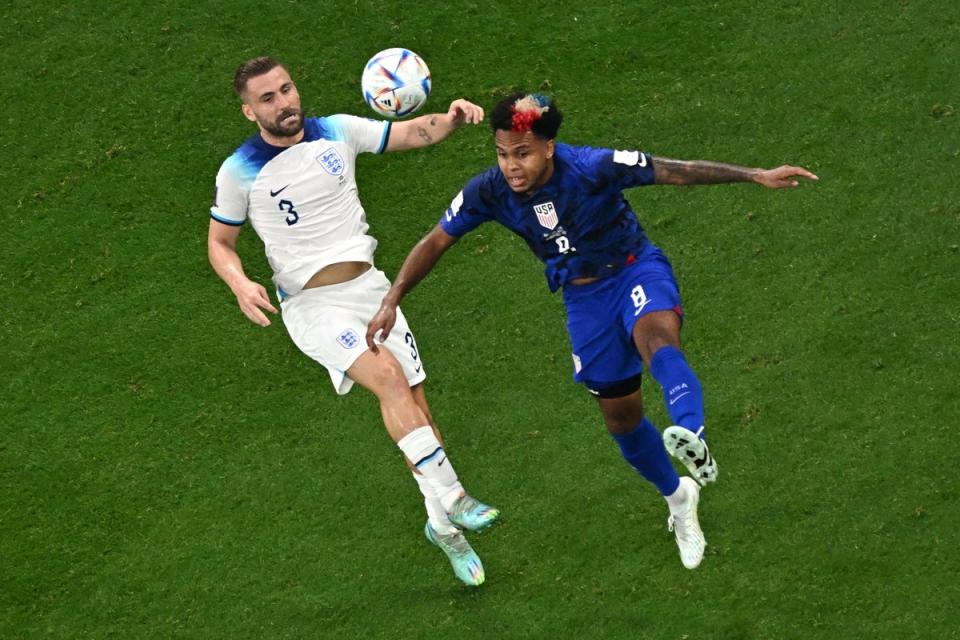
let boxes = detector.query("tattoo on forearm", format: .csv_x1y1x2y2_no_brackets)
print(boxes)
653,157,758,185
430,116,437,126
417,126,434,144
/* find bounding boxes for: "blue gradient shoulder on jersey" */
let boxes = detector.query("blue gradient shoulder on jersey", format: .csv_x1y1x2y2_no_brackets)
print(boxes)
306,115,391,153
224,132,286,188
209,209,245,226
303,117,334,142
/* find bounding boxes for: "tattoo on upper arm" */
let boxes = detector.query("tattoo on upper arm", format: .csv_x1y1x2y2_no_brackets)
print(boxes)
653,157,758,185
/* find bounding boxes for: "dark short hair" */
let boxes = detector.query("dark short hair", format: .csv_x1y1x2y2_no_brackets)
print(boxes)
490,92,563,139
233,56,285,97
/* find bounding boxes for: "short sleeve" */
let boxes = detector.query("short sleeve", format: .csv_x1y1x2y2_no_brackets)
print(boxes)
210,154,252,225
580,147,656,191
322,114,391,155
438,175,493,237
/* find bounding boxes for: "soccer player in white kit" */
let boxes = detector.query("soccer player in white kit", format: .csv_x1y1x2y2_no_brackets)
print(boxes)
207,57,499,586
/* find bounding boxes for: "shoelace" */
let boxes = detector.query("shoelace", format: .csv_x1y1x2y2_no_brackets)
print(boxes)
452,495,498,524
434,528,471,554
668,511,696,541
454,495,487,517
450,495,474,519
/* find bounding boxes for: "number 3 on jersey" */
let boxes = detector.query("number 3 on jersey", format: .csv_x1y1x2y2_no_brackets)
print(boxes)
279,199,299,225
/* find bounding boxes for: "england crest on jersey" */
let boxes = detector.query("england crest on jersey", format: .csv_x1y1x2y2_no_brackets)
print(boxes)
337,329,360,349
316,148,345,175
534,201,558,229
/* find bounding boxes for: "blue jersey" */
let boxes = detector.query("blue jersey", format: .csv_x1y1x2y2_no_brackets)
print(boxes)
439,144,657,291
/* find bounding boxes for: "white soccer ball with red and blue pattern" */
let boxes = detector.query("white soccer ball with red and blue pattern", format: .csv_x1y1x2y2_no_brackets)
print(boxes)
361,48,431,118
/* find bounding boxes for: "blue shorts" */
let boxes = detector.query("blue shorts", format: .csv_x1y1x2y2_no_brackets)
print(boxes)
561,244,682,391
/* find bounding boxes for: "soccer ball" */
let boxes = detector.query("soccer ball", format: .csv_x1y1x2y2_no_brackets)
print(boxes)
361,48,431,118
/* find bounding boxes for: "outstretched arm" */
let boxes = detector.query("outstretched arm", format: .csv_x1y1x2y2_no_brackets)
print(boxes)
384,99,484,151
366,225,460,350
652,157,819,188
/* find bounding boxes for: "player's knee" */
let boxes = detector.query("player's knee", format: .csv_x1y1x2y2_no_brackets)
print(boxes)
601,407,644,435
592,377,644,434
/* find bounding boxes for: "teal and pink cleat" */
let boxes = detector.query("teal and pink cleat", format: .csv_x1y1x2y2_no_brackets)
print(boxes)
425,522,486,586
448,494,501,532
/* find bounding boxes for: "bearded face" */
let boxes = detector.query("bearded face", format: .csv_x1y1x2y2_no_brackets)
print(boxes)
241,65,306,144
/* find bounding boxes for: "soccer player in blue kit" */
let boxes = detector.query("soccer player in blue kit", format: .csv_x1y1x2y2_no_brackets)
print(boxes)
366,92,818,569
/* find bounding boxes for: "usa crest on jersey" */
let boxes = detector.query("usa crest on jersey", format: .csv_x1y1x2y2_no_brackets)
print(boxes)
316,148,345,175
533,201,558,229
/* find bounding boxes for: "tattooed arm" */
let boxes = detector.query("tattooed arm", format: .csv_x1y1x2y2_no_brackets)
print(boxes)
385,99,485,151
652,156,819,189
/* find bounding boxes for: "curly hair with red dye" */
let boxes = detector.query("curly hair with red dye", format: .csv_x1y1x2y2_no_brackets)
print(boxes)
491,92,563,139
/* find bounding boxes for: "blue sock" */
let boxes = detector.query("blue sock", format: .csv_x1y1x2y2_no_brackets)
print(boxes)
612,418,680,496
649,345,706,439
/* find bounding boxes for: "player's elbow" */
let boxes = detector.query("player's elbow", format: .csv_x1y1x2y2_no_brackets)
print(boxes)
425,225,457,253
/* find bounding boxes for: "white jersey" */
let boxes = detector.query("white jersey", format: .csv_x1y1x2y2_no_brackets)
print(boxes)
210,115,391,297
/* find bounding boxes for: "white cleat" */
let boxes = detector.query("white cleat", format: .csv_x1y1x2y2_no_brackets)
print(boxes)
663,426,718,486
667,476,707,569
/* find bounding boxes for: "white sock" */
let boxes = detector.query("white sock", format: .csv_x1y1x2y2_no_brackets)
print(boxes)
665,481,688,513
397,426,464,512
412,472,458,535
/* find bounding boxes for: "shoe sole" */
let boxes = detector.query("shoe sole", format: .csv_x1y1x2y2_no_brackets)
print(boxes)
663,426,718,486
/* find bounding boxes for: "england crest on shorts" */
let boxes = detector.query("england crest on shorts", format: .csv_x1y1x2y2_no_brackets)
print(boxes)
534,201,558,229
317,148,345,175
337,329,360,349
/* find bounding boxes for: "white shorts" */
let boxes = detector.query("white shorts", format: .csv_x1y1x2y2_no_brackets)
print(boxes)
280,267,426,395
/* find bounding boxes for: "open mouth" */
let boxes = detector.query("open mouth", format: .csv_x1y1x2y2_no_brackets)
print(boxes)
279,111,300,126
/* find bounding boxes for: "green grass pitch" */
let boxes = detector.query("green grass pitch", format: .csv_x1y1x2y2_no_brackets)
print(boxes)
2,1,958,638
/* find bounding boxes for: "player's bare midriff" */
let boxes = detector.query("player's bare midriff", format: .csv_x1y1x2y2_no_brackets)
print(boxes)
303,261,371,289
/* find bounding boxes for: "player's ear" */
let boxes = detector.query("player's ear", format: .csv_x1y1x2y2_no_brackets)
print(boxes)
546,139,555,159
241,102,256,123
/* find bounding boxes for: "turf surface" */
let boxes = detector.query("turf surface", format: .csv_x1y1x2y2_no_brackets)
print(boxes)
2,1,958,637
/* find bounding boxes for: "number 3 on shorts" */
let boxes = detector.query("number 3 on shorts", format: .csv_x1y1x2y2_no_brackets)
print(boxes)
404,332,420,363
